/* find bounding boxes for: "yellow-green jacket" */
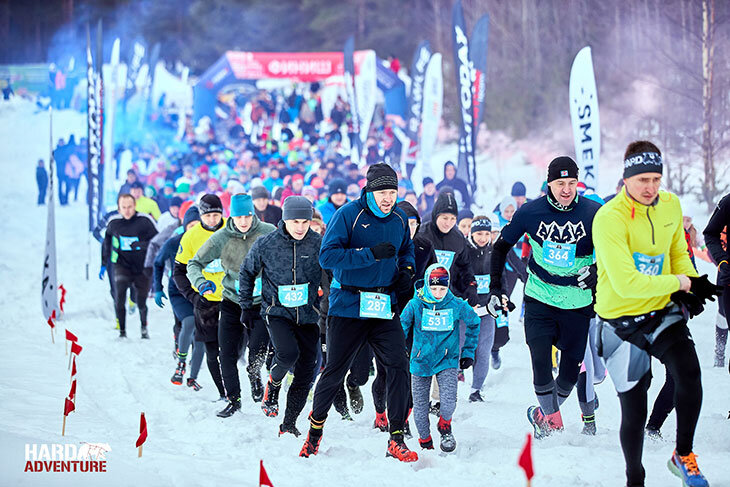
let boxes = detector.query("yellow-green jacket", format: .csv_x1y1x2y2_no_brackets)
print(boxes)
593,188,697,319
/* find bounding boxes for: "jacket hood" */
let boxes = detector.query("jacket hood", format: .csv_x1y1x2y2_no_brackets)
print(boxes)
414,263,453,305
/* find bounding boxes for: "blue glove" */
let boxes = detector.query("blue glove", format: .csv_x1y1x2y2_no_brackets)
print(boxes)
198,280,216,296
154,291,167,308
98,265,106,280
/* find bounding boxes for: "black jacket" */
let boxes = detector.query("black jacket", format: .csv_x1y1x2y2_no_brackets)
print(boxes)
703,193,729,266
418,221,478,305
240,221,322,324
467,239,507,306
102,213,158,273
255,204,283,226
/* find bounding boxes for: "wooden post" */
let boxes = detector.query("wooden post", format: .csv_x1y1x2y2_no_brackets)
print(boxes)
138,445,143,458
51,327,55,344
62,416,67,436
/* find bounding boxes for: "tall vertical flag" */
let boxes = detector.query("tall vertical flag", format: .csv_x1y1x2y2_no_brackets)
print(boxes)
42,107,59,325
343,37,362,164
103,38,121,211
418,53,443,184
569,46,600,193
469,14,489,141
406,41,432,145
356,50,377,151
452,0,476,195
86,23,102,232
96,20,105,226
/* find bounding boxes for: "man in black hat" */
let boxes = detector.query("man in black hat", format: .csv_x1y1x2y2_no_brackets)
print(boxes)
300,163,418,462
316,178,349,225
251,185,282,225
488,156,602,439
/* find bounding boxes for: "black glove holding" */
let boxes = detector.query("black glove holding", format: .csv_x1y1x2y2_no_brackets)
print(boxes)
240,308,256,329
486,288,515,318
689,274,723,303
670,291,705,319
370,242,396,260
465,284,479,307
577,264,598,290
459,357,474,370
395,266,415,294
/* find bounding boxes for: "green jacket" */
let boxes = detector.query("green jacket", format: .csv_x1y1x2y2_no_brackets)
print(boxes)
187,216,275,305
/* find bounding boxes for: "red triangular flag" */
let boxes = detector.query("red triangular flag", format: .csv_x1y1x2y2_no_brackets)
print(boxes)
68,379,77,401
260,460,274,487
65,329,78,342
47,316,55,329
52,309,56,319
71,357,77,379
64,397,75,416
70,342,83,356
518,433,534,481
59,284,67,312
135,413,148,448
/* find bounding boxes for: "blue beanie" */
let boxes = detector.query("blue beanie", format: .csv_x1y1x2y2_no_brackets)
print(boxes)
511,181,526,197
230,194,254,217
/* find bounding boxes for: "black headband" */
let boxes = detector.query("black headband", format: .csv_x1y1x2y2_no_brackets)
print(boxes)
623,152,663,178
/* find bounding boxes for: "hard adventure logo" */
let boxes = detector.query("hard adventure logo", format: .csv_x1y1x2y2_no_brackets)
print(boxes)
24,442,111,472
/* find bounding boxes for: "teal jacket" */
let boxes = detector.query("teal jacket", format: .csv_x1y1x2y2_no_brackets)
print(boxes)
400,264,480,377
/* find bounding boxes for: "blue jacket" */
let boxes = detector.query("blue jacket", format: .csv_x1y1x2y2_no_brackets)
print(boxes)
317,199,347,225
153,229,185,299
400,264,480,377
320,190,415,318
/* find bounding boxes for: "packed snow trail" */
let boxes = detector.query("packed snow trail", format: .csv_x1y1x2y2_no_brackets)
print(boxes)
0,99,728,486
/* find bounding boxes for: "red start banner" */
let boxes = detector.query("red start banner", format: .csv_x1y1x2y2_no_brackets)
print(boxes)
225,51,370,81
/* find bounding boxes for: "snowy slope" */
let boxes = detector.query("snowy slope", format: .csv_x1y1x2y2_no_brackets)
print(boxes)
0,99,728,487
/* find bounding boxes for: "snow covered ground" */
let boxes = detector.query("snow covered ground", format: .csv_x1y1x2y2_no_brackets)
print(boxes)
0,98,728,486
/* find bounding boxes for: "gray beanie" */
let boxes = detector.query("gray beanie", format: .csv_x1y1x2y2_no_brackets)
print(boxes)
251,185,269,200
282,196,313,221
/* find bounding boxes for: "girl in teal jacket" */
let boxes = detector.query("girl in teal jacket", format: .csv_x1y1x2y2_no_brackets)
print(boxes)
401,263,480,452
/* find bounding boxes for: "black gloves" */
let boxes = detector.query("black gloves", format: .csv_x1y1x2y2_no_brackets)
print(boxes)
370,242,396,260
689,274,723,302
486,288,515,319
577,264,598,290
670,291,705,319
240,308,256,329
465,284,479,307
395,266,415,294
459,357,474,370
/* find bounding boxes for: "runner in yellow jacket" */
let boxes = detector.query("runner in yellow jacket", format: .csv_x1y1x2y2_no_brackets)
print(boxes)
593,140,721,487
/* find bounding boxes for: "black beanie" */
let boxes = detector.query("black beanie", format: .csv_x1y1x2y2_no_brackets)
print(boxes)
432,192,458,220
365,163,398,192
182,206,201,228
623,152,663,178
251,185,269,200
328,178,348,197
547,156,579,182
397,200,420,224
198,194,223,215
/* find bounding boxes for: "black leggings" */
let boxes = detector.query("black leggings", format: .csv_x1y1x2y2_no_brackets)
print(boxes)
373,357,413,414
204,341,226,398
647,367,675,430
113,266,150,332
618,339,702,486
528,335,580,395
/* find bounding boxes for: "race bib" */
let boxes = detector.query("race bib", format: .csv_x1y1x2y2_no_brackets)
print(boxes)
359,292,393,319
278,283,309,307
235,276,262,297
543,241,576,267
204,258,224,273
633,252,664,276
496,313,509,328
253,276,262,297
435,250,455,269
475,275,491,294
421,308,454,332
119,235,139,251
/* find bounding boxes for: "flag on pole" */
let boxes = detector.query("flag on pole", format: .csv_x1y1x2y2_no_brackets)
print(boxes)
136,412,147,448
64,396,75,416
42,107,59,322
260,460,274,487
47,315,55,329
65,329,78,342
518,433,534,483
71,342,83,356
69,378,77,402
569,46,600,194
71,357,77,382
